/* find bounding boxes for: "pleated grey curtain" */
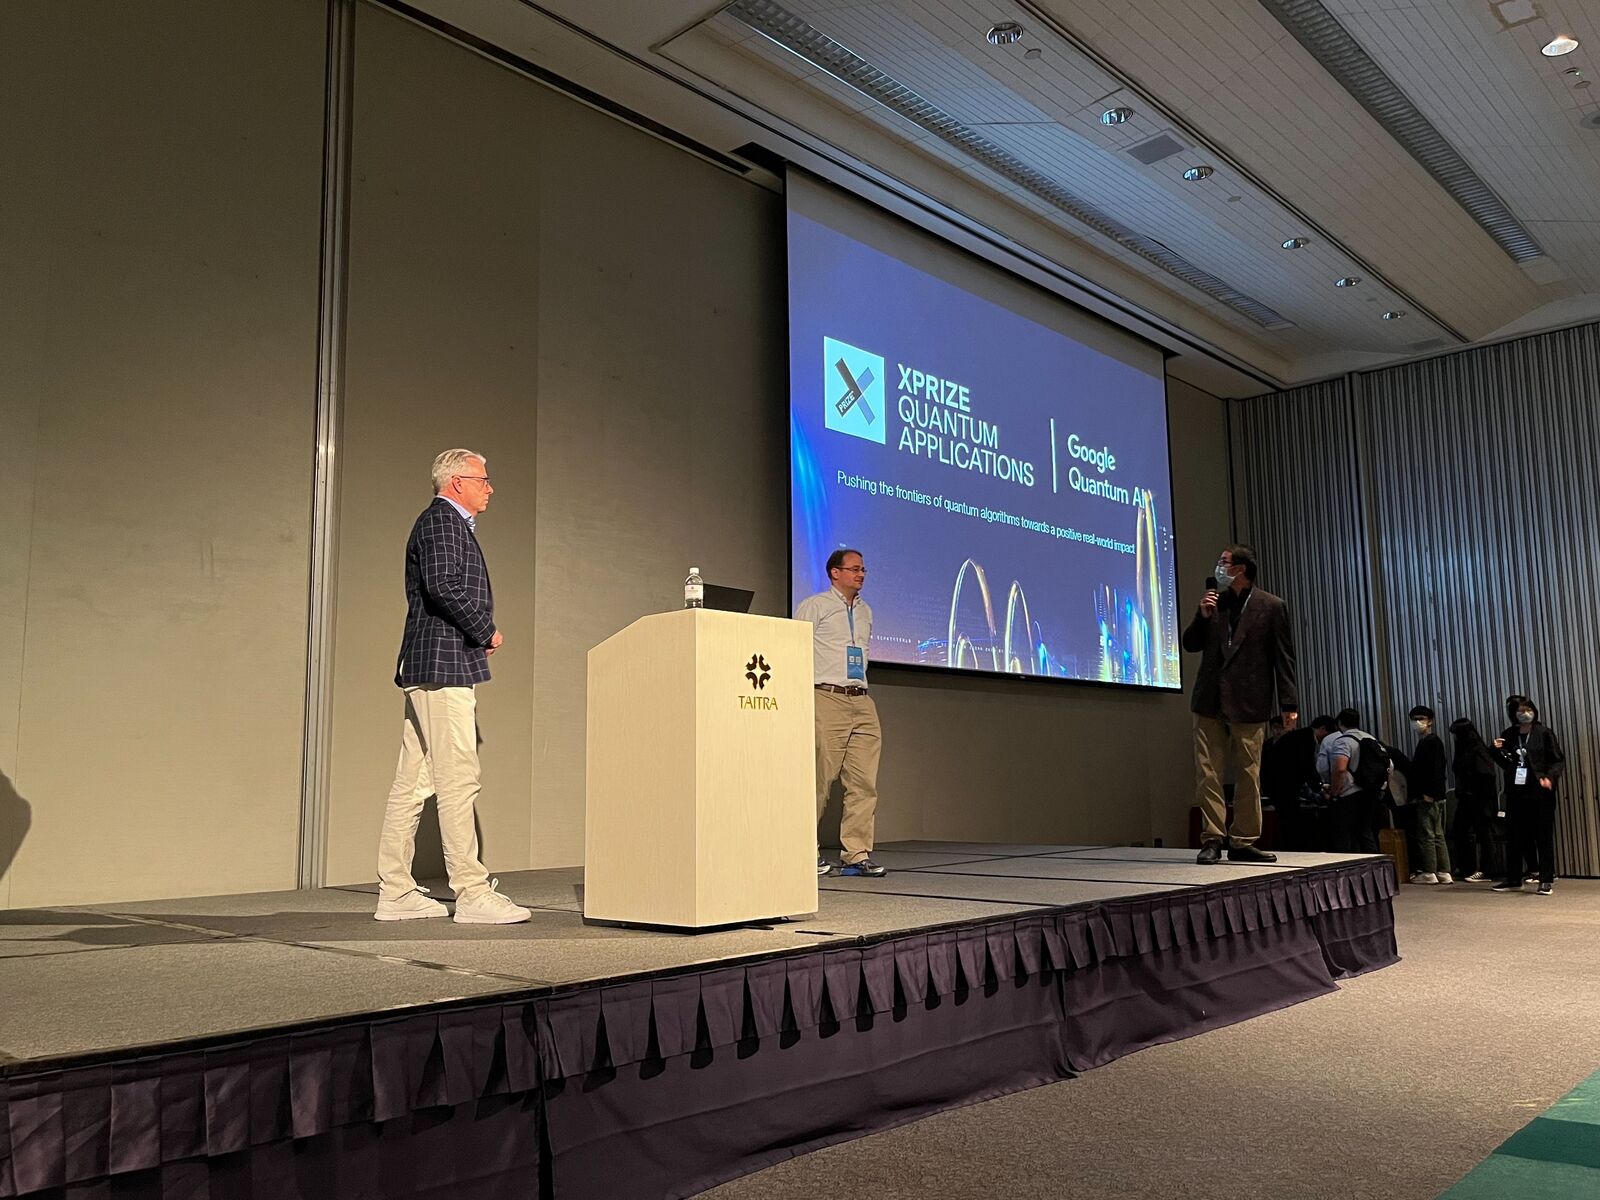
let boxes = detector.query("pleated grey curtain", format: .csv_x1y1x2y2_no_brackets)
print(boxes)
1234,322,1600,876
1232,377,1381,726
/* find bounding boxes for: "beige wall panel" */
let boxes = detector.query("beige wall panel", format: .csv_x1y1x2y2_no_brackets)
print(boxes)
0,0,325,906
1153,379,1234,847
0,216,43,908
325,5,541,885
868,672,1158,846
531,102,787,868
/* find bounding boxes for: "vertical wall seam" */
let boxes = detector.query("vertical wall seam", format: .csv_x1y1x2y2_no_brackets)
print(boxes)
3,399,44,910
299,0,358,889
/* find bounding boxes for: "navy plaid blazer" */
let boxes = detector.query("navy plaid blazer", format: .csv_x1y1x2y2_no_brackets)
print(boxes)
394,498,496,688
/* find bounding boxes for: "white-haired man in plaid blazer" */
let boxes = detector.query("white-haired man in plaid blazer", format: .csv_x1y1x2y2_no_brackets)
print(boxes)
374,449,531,924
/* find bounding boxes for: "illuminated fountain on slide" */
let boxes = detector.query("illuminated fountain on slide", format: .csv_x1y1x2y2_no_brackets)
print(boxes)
1096,488,1179,686
942,491,1177,684
946,559,1047,674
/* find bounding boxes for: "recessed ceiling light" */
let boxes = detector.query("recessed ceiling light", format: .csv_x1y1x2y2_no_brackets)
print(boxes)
1226,194,1243,203
1579,80,1594,90
986,22,1024,46
1182,165,1214,181
1382,310,1406,320
1564,66,1583,76
1541,34,1579,57
1024,47,1042,60
1100,107,1133,125
1281,237,1309,249
1335,276,1361,287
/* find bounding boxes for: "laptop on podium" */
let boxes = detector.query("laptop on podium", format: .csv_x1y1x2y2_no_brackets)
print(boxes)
702,584,755,613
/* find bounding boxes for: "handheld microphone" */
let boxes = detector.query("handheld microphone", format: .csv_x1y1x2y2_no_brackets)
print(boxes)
1204,576,1218,592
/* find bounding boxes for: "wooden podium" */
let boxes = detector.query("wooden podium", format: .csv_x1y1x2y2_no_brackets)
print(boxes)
585,608,818,928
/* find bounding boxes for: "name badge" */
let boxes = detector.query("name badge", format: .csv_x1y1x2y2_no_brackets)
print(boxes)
846,646,866,681
1514,767,1529,786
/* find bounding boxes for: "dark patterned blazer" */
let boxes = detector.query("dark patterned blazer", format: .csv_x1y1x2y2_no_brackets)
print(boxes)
1182,586,1298,725
394,498,496,688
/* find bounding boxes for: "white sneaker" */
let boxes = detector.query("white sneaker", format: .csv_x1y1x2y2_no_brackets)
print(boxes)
1465,872,1489,882
375,887,449,921
1412,872,1438,884
1436,872,1453,884
453,879,532,925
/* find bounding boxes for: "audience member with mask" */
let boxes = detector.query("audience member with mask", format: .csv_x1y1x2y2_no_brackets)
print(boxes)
1490,696,1564,896
1406,706,1451,883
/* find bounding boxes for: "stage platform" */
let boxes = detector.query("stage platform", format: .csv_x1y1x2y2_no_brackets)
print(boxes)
0,843,1398,1199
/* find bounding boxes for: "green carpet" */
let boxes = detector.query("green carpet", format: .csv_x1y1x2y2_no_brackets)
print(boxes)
1441,1069,1600,1198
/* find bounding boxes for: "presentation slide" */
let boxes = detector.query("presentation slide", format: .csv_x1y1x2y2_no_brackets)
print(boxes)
788,194,1180,689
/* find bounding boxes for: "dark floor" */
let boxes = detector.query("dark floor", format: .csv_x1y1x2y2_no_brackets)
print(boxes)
0,843,1360,1068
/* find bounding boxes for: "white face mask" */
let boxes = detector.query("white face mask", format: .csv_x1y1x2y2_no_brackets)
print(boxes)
1413,719,1430,733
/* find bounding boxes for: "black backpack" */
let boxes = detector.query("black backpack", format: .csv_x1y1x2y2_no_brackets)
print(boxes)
1349,734,1391,792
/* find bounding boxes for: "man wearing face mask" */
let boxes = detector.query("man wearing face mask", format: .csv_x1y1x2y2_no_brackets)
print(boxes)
1490,697,1564,895
1406,706,1451,883
1183,544,1299,864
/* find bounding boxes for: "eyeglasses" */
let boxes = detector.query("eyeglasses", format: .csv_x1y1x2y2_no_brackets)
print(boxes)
454,475,491,486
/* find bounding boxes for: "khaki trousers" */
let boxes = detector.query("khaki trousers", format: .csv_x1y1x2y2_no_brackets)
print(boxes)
1193,714,1266,847
815,689,881,864
376,685,492,902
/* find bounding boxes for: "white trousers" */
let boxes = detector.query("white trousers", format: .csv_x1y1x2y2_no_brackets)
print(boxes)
376,685,492,902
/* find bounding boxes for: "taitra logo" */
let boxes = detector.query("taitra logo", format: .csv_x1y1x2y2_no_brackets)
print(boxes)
823,337,886,445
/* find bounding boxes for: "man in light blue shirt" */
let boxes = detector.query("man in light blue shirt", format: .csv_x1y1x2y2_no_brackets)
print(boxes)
1316,708,1379,853
795,548,886,877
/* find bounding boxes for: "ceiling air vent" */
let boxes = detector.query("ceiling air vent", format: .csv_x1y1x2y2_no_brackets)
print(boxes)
1127,132,1187,165
1257,0,1544,263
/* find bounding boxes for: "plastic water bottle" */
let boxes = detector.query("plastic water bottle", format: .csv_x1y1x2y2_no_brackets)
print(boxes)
684,566,704,609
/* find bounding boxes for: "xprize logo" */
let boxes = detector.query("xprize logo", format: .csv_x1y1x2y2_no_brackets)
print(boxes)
823,337,886,445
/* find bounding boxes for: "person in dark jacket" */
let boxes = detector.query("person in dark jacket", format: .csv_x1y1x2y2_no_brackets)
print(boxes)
1449,717,1503,881
1406,706,1451,883
1490,696,1564,895
1183,544,1298,865
1261,718,1320,850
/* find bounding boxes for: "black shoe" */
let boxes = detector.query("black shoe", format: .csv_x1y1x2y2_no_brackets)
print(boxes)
1196,843,1222,865
1227,844,1278,864
1490,880,1522,892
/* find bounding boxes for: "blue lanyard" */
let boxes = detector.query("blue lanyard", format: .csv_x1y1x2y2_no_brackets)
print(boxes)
846,602,857,646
